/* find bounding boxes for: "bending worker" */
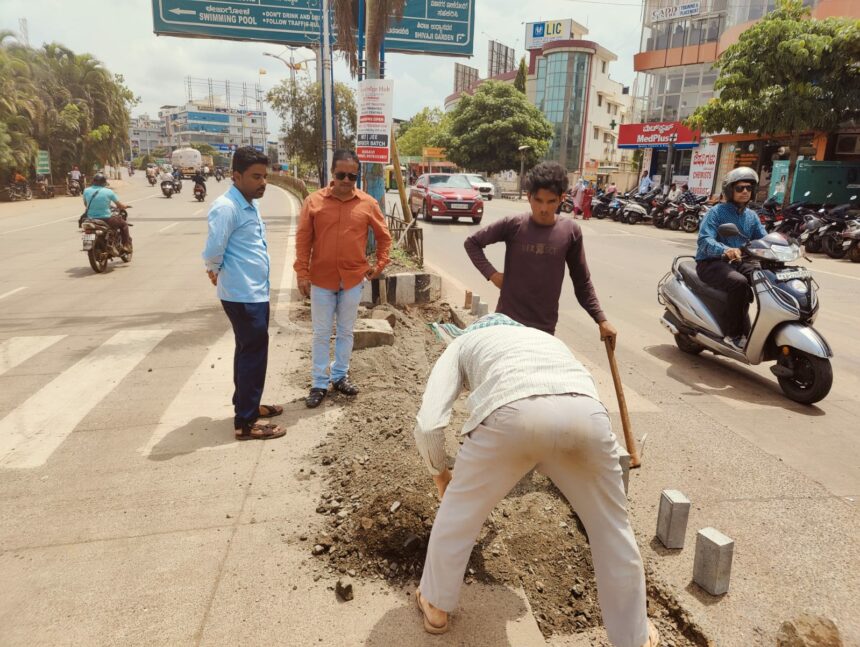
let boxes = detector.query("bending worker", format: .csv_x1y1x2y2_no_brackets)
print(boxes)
412,314,658,647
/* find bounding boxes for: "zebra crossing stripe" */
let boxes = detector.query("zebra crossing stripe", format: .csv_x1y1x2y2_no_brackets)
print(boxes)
0,329,170,469
0,336,66,376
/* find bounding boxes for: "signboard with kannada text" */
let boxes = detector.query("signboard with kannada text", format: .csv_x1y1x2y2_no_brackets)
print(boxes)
36,150,51,175
617,121,700,149
688,140,719,197
151,0,475,57
356,79,394,164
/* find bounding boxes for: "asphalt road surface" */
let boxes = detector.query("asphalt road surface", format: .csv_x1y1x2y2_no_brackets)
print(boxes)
414,194,860,501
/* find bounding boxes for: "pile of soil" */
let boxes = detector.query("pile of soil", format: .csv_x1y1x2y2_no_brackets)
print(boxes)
290,301,709,645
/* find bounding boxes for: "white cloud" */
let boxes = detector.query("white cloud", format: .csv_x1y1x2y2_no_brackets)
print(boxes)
2,0,643,132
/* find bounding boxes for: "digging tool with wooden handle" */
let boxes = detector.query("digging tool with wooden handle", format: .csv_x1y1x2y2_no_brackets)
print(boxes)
604,338,641,468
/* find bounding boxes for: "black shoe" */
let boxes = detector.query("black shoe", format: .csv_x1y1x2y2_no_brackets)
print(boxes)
332,376,359,396
305,387,327,408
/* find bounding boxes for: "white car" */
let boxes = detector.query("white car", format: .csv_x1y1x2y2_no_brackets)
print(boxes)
459,173,495,200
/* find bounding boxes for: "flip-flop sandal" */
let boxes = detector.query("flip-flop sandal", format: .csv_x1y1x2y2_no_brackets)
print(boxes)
258,404,283,418
235,421,286,441
414,589,448,635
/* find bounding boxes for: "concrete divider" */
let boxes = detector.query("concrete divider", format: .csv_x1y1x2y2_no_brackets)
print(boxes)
359,272,441,306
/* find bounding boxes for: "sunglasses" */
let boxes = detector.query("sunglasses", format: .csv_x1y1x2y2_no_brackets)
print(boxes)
334,172,358,181
733,184,754,193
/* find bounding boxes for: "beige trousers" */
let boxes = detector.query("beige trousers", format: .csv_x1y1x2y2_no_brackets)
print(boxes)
419,393,648,647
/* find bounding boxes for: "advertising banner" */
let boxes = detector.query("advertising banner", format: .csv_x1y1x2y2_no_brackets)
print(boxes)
356,79,394,164
651,2,701,22
618,121,700,149
688,140,719,197
524,19,572,50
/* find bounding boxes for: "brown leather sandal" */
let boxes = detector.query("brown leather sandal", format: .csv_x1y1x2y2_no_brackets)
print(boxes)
258,404,283,418
235,421,286,441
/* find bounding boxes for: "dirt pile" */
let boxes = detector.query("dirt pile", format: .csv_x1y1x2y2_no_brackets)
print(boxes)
287,301,709,644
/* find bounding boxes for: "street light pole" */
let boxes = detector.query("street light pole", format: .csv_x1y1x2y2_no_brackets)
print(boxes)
664,132,678,194
518,144,531,199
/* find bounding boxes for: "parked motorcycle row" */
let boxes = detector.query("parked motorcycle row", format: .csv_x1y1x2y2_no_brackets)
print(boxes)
755,192,860,263
587,188,710,233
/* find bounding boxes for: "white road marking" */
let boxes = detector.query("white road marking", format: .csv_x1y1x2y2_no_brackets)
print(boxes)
804,267,860,283
2,216,77,235
193,207,205,216
0,329,170,469
127,194,160,204
158,222,180,233
0,336,65,376
140,329,237,457
0,287,27,301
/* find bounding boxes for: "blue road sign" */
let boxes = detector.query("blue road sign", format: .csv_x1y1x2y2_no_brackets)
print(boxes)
151,0,474,57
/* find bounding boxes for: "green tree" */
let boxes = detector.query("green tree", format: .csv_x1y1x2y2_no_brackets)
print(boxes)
686,0,860,205
395,107,446,157
267,78,357,182
436,81,553,173
0,33,138,180
514,57,527,94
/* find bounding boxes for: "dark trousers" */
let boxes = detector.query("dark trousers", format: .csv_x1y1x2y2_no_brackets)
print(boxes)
696,260,756,338
221,300,270,428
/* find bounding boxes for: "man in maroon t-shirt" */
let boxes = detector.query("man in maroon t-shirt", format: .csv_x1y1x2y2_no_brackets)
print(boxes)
464,162,617,345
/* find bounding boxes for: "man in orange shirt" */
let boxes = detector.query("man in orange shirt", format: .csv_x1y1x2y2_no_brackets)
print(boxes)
294,150,393,408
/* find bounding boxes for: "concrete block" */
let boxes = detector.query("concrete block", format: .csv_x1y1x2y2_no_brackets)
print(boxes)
656,489,691,549
465,291,473,308
448,306,474,330
618,449,630,495
352,319,394,351
693,527,734,595
359,280,373,305
414,273,441,303
476,302,489,316
470,295,482,315
370,309,397,328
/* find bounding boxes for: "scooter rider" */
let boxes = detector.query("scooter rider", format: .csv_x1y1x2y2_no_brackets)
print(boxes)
192,169,207,197
82,172,132,253
695,167,767,350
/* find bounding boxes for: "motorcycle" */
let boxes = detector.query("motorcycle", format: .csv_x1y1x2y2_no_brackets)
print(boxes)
558,189,575,213
80,206,133,273
6,183,33,201
593,193,613,219
147,175,157,186
214,170,223,182
193,183,206,202
657,223,832,404
34,178,55,199
173,177,183,194
161,180,175,198
841,219,860,263
67,178,83,197
623,188,660,225
817,196,858,259
679,197,709,233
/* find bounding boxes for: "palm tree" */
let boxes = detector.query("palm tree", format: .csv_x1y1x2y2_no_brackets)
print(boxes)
333,0,406,79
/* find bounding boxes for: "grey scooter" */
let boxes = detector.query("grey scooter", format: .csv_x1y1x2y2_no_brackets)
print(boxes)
657,223,833,404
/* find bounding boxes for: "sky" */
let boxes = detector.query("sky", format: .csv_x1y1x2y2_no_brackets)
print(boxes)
1,0,645,137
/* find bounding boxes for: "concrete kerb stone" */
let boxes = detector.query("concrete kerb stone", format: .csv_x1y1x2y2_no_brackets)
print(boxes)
352,319,394,350
470,294,482,315
693,527,734,596
656,489,691,550
359,272,441,306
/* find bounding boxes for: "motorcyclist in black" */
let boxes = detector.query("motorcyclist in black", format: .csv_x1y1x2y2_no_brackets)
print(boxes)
192,170,207,197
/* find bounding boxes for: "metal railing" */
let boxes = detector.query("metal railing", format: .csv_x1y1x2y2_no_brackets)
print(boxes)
386,202,424,267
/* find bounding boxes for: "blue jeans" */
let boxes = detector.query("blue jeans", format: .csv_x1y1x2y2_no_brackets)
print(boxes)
310,282,364,389
221,300,270,428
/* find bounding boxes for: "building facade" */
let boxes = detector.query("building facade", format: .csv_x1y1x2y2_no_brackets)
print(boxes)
630,0,860,198
129,114,169,158
158,102,267,154
526,20,634,184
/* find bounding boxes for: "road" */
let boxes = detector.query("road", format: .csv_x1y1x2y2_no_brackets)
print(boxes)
416,195,860,500
0,180,857,645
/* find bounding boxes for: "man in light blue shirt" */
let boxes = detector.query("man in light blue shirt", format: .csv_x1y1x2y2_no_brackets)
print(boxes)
81,173,132,251
637,171,653,195
202,147,284,441
695,167,767,350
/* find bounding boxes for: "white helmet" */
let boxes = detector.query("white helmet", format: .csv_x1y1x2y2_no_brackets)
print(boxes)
722,166,758,201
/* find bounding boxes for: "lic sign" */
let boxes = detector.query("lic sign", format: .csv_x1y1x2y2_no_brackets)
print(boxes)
525,19,572,50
